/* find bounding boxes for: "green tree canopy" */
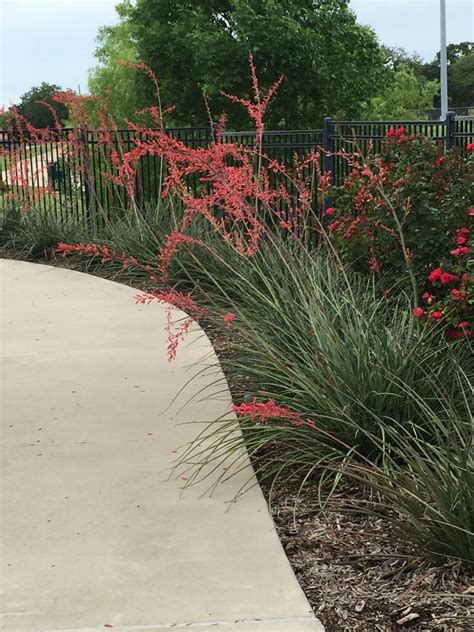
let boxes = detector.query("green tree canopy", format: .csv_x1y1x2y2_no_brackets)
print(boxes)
361,68,439,120
90,0,386,129
449,53,474,107
88,2,145,126
17,82,68,129
420,41,474,109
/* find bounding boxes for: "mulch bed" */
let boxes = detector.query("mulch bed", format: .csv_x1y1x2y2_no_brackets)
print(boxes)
3,248,473,631
261,478,473,631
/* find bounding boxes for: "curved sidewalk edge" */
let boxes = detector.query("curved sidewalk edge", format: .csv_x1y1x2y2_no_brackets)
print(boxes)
0,259,323,632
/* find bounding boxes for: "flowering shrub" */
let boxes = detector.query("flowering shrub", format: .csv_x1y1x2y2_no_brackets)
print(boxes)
329,131,474,289
413,224,473,338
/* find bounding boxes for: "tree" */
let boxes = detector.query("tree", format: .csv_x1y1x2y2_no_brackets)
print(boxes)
381,46,425,75
449,53,474,107
88,2,146,126
0,107,15,129
17,82,68,129
91,0,386,129
420,41,474,109
362,68,439,120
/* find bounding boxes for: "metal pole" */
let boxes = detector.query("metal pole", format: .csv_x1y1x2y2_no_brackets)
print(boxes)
440,0,449,120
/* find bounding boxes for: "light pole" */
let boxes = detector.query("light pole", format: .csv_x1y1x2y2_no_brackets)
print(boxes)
440,0,449,119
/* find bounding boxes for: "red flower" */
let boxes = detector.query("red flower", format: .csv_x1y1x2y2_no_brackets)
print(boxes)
456,235,468,245
439,271,458,284
413,306,424,317
232,399,314,427
222,312,236,327
450,288,467,301
386,126,405,140
450,246,469,256
457,226,470,235
467,142,474,151
421,291,431,299
430,310,443,320
428,267,442,283
459,321,470,330
324,207,335,215
447,328,461,340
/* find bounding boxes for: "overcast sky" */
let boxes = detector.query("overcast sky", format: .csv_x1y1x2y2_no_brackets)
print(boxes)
1,0,473,106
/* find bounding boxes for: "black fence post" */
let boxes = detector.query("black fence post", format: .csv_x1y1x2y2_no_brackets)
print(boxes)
445,111,456,151
322,116,335,212
79,125,92,222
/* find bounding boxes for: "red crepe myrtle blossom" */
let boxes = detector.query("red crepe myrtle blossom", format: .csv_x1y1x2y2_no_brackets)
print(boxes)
413,306,424,317
222,312,236,327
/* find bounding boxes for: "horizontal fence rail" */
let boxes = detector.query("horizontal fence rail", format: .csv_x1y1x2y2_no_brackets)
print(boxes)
0,115,473,223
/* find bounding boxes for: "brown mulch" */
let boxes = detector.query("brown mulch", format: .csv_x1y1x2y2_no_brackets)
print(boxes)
3,248,473,631
260,478,473,631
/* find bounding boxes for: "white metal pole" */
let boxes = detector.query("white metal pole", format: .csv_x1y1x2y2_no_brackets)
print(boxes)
440,0,449,119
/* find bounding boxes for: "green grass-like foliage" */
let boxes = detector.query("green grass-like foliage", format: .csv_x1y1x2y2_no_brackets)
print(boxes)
176,233,473,564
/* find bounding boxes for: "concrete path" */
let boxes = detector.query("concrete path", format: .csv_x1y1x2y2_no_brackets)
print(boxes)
0,260,323,632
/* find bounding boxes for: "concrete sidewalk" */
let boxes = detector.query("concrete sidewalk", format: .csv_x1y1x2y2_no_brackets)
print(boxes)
0,260,323,632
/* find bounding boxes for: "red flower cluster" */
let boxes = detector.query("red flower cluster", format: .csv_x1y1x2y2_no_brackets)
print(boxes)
386,127,406,140
134,288,209,362
232,399,316,429
428,268,457,284
449,226,470,257
222,312,236,327
418,224,472,338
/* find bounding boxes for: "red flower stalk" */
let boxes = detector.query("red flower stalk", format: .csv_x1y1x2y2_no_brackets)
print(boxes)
232,399,315,429
222,52,283,142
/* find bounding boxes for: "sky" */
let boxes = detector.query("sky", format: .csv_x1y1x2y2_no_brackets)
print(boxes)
0,0,473,106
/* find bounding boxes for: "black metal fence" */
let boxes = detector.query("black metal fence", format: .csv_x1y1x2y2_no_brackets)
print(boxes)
0,115,472,220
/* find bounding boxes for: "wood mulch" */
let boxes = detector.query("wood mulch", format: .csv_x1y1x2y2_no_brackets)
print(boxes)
3,248,473,631
261,478,473,631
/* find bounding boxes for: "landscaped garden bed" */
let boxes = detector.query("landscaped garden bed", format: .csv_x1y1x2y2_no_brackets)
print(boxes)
1,64,473,630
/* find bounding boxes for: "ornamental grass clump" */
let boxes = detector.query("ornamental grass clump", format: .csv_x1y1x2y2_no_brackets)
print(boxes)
176,239,473,563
